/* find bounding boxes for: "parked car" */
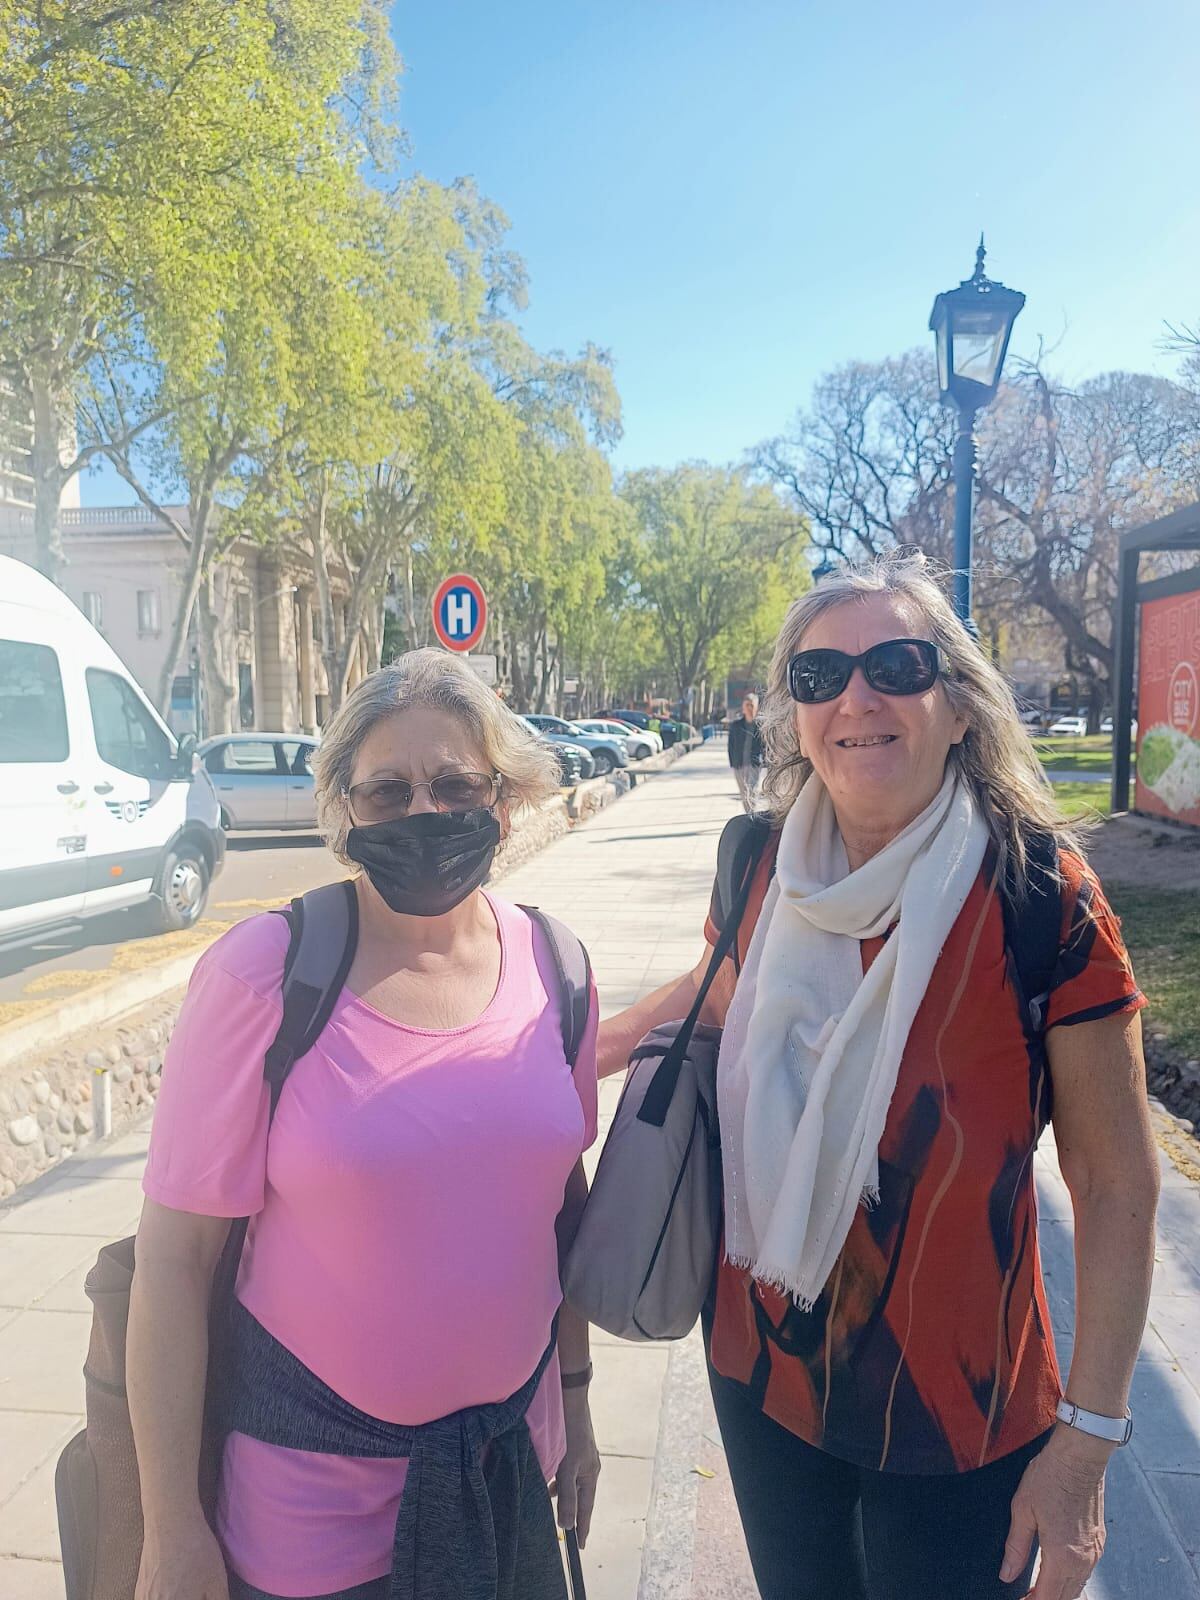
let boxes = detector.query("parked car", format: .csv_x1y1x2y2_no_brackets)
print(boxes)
0,554,224,946
518,719,594,782
199,733,320,831
1047,716,1088,737
523,715,629,776
574,719,660,760
551,744,585,785
601,708,685,750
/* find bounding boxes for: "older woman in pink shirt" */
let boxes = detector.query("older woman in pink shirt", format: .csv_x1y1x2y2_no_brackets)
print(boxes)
127,651,600,1600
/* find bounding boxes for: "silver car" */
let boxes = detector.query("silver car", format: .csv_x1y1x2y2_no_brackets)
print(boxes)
198,733,319,831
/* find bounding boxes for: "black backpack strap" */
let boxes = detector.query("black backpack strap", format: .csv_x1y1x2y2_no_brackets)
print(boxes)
264,880,359,1115
1001,831,1062,1045
714,812,772,975
638,815,771,1128
522,906,592,1070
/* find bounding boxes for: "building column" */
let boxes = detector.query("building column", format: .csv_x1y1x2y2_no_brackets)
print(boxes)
298,589,318,732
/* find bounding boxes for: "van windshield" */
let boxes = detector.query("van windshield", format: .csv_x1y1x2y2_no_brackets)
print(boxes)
86,668,176,781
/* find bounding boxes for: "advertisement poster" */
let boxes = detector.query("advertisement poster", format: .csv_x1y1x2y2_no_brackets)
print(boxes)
1136,584,1200,827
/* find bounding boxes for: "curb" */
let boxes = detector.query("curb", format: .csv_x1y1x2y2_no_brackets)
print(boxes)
0,949,202,1074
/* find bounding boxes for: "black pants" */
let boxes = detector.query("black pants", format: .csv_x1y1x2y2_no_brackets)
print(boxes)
707,1363,1047,1600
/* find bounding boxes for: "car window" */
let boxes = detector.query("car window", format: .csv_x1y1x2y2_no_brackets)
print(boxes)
86,668,174,780
282,740,316,775
222,741,282,773
0,639,69,763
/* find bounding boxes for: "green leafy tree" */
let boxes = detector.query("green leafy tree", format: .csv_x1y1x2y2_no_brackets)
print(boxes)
0,0,396,579
620,464,807,714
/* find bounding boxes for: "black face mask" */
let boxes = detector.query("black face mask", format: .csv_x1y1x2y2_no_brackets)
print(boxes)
345,807,501,917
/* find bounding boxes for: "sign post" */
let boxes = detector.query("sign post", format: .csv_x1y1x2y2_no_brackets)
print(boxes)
432,574,488,654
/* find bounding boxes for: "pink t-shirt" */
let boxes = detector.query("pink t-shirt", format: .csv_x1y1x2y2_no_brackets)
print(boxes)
143,892,598,1597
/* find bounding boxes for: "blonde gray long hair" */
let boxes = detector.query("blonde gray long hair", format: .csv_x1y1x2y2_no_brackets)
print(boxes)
759,551,1084,887
313,649,560,866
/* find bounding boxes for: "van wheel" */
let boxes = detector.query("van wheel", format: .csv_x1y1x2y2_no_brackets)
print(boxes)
152,844,210,933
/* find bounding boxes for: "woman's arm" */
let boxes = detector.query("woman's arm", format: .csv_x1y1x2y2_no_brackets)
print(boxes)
1002,1010,1160,1596
127,1198,233,1600
596,950,735,1078
555,1159,600,1547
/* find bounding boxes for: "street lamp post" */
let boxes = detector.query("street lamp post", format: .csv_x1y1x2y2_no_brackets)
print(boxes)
929,238,1025,623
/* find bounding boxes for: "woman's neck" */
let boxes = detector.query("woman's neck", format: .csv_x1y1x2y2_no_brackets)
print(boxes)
835,783,947,872
354,876,492,960
839,819,904,873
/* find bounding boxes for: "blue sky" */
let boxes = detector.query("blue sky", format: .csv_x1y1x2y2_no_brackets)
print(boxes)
83,0,1200,501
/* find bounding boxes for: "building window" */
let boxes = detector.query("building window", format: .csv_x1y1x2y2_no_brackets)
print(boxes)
238,662,255,728
82,592,103,630
236,589,252,635
137,589,161,636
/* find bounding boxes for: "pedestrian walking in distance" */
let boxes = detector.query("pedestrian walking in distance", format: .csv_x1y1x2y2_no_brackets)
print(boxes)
728,691,766,811
597,551,1158,1600
127,650,601,1600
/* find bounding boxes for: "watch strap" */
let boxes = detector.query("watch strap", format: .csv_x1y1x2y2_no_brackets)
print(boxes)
1055,1398,1133,1445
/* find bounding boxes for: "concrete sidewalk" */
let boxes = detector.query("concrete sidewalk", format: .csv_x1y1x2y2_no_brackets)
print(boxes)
1,743,1198,1597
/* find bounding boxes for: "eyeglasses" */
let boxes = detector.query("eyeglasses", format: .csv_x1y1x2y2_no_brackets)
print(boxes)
787,639,944,704
346,771,500,823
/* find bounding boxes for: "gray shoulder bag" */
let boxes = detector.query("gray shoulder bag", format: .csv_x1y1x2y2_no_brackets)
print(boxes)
562,816,769,1341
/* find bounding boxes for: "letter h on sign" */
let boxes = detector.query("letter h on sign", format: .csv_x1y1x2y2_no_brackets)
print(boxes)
445,591,474,637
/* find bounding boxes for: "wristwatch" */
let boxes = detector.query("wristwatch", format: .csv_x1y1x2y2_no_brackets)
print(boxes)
1055,1398,1134,1446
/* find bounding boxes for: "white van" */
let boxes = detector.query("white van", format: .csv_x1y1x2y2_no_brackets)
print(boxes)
0,554,225,946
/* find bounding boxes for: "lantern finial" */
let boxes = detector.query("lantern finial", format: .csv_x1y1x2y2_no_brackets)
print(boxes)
973,234,987,283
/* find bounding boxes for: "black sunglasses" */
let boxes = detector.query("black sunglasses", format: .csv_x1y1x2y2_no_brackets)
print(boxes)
788,638,944,704
346,771,500,824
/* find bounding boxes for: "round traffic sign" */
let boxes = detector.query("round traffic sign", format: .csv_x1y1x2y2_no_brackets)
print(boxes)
431,574,488,653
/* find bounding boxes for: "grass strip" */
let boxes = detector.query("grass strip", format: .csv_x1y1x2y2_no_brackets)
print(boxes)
1105,882,1200,1062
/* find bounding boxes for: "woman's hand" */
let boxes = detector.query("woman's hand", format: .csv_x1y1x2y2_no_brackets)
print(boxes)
136,1514,230,1600
555,1387,602,1550
1001,1425,1111,1597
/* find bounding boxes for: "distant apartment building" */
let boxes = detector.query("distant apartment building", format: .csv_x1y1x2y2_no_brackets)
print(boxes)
0,374,79,513
0,502,369,736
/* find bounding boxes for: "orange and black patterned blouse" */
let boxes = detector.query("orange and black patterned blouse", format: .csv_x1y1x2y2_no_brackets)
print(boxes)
704,837,1144,1476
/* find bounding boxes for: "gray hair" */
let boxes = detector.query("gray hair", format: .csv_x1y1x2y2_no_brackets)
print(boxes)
759,551,1085,887
313,649,560,865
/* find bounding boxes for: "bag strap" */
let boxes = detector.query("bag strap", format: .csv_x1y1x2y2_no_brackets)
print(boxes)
521,906,592,1070
1000,831,1061,1041
637,814,771,1128
264,879,360,1114
715,813,772,973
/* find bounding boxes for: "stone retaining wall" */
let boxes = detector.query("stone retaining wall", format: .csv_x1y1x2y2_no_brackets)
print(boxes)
0,996,178,1197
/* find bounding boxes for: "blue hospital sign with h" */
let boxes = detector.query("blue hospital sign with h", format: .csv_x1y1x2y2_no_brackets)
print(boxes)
432,574,488,653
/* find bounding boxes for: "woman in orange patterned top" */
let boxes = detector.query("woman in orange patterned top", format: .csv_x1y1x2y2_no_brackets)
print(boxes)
597,553,1159,1600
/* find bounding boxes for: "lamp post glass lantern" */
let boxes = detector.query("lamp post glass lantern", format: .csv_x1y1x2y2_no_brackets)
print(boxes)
929,238,1025,621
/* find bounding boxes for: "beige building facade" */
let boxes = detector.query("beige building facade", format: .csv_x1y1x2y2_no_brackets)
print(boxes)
0,504,370,737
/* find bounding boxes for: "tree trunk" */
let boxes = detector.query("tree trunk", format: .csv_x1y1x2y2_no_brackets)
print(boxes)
404,543,418,651
29,371,67,581
198,570,238,735
155,506,210,715
534,628,557,713
308,481,342,711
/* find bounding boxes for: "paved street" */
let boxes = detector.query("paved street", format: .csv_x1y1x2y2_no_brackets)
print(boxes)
0,833,340,1015
1,743,1198,1597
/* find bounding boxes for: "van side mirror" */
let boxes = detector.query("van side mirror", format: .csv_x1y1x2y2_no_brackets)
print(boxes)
176,732,198,775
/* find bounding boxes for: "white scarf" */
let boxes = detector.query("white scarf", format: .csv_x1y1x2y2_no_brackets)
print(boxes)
717,769,988,1309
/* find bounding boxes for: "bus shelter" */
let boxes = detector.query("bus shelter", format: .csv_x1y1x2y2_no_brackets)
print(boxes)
1111,503,1200,823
